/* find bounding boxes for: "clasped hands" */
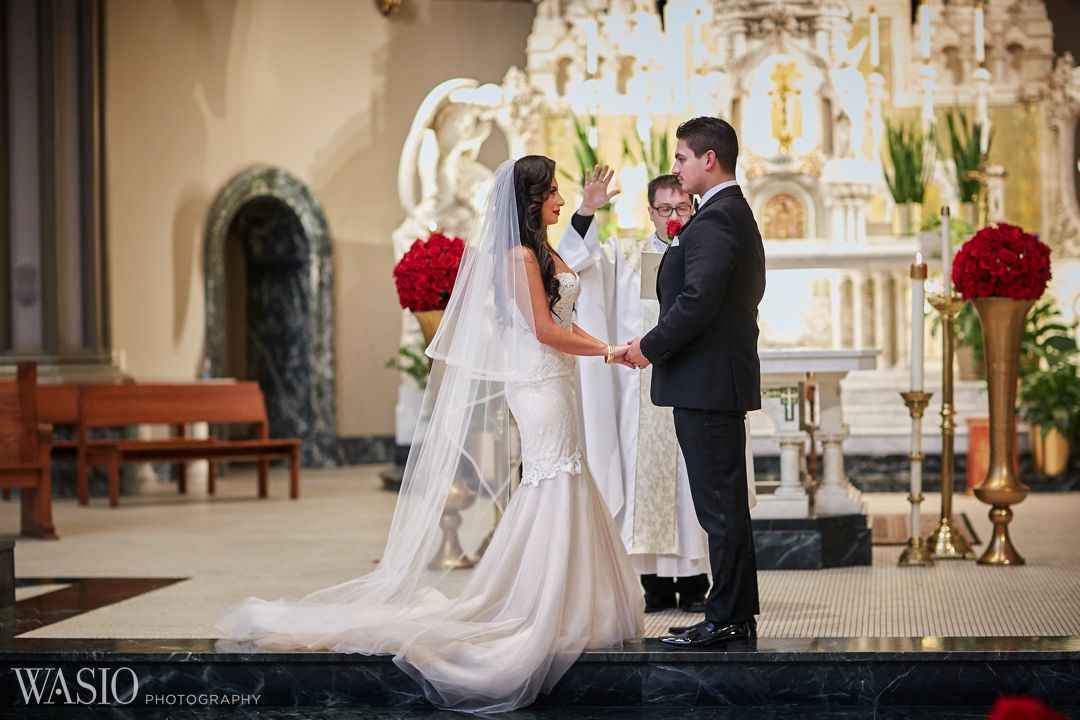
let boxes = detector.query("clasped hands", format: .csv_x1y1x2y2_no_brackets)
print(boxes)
607,337,651,369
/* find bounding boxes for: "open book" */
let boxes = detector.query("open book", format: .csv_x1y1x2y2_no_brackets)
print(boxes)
639,251,662,301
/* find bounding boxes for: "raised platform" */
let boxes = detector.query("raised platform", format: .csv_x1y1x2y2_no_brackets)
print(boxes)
0,637,1077,712
753,514,872,569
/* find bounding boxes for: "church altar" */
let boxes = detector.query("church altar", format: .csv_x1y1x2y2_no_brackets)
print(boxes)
756,348,879,518
391,0,1080,469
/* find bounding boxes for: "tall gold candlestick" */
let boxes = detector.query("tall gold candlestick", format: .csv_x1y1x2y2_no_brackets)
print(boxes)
899,390,934,566
926,292,976,560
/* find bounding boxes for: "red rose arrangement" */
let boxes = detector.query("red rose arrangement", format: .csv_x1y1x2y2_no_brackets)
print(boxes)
666,219,683,239
951,222,1051,301
392,232,466,312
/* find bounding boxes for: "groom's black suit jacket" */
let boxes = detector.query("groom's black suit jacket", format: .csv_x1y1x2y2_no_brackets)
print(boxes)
639,184,765,412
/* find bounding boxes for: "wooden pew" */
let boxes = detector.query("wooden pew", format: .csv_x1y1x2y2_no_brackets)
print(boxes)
37,383,81,460
77,382,301,506
0,363,57,538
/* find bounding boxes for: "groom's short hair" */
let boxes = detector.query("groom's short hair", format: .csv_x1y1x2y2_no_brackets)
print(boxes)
676,117,738,174
647,174,684,206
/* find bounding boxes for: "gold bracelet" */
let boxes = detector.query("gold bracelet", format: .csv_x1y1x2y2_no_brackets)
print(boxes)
605,344,614,364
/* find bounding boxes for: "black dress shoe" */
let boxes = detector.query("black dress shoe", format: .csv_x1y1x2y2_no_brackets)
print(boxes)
660,620,757,648
667,619,706,635
669,617,756,635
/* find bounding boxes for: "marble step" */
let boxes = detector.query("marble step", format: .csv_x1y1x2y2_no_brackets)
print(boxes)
1,637,1077,710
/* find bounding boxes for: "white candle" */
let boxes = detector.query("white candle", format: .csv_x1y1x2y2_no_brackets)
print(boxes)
974,2,985,64
918,2,930,61
869,7,880,68
941,206,952,294
911,252,926,392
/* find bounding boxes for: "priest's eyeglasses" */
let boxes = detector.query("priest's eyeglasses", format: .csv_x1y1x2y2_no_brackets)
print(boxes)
652,204,693,218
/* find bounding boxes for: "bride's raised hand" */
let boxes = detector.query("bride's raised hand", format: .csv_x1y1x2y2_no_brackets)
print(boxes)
580,164,621,214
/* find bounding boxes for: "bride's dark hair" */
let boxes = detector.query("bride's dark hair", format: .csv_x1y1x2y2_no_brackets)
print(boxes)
513,155,561,314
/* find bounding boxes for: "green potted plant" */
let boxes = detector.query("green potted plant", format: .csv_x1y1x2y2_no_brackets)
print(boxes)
1019,363,1080,476
561,114,618,240
883,118,933,235
1017,298,1079,476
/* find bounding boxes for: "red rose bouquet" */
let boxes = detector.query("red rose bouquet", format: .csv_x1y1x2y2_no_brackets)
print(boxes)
951,223,1051,301
392,232,466,312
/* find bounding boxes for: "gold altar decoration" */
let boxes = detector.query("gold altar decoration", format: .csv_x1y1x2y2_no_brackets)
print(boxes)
971,297,1034,565
926,292,976,560
769,62,803,155
762,193,806,239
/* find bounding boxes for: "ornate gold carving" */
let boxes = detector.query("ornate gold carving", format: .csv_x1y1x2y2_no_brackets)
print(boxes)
762,193,806,239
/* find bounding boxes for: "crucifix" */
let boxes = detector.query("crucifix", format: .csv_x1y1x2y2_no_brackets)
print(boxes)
769,61,803,155
962,156,1005,228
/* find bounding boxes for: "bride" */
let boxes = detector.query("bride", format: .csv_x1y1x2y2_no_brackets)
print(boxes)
217,156,644,713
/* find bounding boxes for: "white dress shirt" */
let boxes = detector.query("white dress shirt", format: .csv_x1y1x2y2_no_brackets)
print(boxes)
698,179,739,208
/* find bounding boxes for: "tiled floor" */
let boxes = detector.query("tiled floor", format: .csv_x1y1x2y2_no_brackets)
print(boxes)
4,465,1080,640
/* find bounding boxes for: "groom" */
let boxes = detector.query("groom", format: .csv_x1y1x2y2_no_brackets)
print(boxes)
626,117,765,647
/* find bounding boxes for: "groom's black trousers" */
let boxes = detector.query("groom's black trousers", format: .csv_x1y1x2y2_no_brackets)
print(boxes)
673,408,760,625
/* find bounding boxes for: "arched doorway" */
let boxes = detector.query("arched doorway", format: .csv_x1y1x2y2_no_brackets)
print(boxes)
204,167,336,466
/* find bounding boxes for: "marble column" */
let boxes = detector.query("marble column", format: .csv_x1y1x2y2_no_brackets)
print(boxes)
813,374,865,517
873,273,893,368
851,272,868,349
777,435,807,499
844,202,857,245
830,275,843,350
840,276,855,348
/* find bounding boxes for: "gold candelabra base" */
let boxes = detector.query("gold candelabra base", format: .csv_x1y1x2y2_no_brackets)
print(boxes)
899,535,934,566
926,517,975,560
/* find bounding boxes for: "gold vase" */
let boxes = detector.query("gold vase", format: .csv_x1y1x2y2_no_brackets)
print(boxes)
892,203,923,236
413,309,444,346
972,297,1034,565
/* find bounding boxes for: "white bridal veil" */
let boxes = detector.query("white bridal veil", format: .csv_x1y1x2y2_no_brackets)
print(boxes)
217,159,555,708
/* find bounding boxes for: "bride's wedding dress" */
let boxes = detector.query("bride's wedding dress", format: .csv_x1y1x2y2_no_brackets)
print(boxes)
217,270,643,713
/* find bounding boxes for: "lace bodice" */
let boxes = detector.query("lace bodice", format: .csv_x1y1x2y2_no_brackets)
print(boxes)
518,272,579,382
550,272,579,329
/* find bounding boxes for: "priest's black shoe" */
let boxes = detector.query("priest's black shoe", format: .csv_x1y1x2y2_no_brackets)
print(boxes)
678,594,708,613
641,574,677,614
644,591,677,613
661,620,756,647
